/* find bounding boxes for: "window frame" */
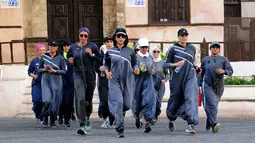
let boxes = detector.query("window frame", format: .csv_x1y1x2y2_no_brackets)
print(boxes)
148,0,191,26
224,0,241,17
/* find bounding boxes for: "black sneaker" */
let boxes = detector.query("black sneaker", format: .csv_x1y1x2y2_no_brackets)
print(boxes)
50,122,56,128
151,117,158,125
135,119,143,129
185,124,196,134
65,121,70,127
206,119,211,131
212,123,221,133
58,118,63,125
42,118,48,127
144,124,152,133
77,125,87,135
168,121,175,132
117,130,124,138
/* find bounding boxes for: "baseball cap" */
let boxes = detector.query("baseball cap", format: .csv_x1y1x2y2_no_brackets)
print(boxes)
210,42,221,48
138,38,149,47
178,28,189,36
115,28,127,35
48,41,58,46
104,36,113,42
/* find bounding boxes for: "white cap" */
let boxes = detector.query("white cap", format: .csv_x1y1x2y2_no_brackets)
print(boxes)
138,38,149,47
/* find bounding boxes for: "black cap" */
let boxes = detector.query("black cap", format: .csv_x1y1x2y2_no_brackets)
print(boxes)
48,41,58,46
210,42,220,48
104,36,113,42
178,28,189,36
115,28,127,35
62,40,71,46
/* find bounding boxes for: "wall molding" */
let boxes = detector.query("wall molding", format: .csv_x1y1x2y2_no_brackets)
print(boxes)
0,26,22,29
126,23,224,28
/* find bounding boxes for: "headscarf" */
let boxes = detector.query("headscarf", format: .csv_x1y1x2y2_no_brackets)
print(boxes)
35,44,47,52
100,44,107,54
151,47,162,62
78,27,90,36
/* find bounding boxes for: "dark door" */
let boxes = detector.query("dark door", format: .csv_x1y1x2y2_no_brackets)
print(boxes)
47,0,103,46
47,0,74,42
74,0,103,46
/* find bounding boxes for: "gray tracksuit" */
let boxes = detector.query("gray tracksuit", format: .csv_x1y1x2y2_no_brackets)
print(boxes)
153,60,169,118
198,56,233,126
104,46,137,132
132,54,156,122
38,53,67,117
165,43,199,125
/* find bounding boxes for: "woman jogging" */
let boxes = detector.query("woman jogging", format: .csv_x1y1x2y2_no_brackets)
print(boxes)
104,28,139,138
198,42,233,133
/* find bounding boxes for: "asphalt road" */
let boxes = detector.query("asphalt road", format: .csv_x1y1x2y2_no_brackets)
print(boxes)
0,117,254,143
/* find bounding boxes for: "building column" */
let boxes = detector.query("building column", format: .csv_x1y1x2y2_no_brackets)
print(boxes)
115,0,126,28
31,0,47,37
103,0,117,36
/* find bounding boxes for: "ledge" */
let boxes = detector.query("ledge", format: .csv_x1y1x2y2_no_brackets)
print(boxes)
0,26,22,29
126,23,224,28
225,85,255,87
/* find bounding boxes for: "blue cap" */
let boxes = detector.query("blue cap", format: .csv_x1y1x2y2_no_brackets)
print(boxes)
210,42,220,48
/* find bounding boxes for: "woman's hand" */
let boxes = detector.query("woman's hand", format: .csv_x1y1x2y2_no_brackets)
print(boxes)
216,68,225,74
106,72,112,80
149,68,155,75
85,48,93,56
100,66,104,71
48,67,57,73
33,75,38,80
134,68,140,75
68,57,74,63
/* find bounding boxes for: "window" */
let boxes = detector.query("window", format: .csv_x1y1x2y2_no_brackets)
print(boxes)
148,0,190,25
224,0,241,17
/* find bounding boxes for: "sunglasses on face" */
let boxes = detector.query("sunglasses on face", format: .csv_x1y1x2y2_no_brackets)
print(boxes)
140,46,148,49
180,34,188,37
116,34,126,38
80,34,88,38
153,50,160,53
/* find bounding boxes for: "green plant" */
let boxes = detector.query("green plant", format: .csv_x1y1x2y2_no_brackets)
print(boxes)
224,75,255,85
173,40,178,44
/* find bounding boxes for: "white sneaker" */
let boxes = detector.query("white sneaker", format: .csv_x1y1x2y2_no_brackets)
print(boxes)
101,120,108,128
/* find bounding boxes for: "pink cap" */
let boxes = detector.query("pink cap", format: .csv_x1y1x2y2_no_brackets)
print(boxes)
35,44,46,52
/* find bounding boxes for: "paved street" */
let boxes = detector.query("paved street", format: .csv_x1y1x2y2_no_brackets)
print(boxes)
0,117,254,143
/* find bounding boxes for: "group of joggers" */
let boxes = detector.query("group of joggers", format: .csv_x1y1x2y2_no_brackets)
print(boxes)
28,27,233,138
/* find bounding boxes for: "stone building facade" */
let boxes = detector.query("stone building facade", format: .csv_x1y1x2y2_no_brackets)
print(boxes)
1,0,255,64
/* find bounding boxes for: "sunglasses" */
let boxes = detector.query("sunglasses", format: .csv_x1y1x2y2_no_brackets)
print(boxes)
140,46,148,49
180,34,188,37
116,34,126,38
153,50,160,53
80,34,88,38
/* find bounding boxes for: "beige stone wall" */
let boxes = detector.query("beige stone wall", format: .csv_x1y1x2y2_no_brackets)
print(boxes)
190,0,224,24
103,0,126,36
103,0,117,36
242,2,255,17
